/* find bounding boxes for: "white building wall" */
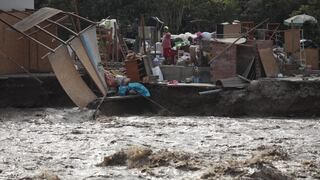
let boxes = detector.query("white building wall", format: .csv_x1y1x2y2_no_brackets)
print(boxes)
0,0,34,10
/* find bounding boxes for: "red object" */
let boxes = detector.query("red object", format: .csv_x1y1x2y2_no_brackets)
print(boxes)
163,47,172,58
168,80,179,85
162,32,171,48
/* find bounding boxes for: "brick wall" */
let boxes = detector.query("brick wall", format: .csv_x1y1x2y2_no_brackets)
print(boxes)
210,42,237,81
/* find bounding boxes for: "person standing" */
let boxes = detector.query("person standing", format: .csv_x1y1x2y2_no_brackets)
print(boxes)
162,26,173,64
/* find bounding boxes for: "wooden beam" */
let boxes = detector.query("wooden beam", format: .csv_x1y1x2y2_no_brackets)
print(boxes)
64,12,97,25
17,15,70,40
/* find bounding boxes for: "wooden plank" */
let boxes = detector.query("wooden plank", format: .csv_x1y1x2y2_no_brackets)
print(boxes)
305,48,319,70
79,26,107,90
48,45,97,108
105,95,141,101
216,77,248,88
167,83,216,88
70,37,107,96
199,89,222,95
284,29,300,53
13,7,61,32
258,48,280,77
0,12,29,74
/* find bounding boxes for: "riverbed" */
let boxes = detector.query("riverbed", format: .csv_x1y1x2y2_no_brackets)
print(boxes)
0,108,319,179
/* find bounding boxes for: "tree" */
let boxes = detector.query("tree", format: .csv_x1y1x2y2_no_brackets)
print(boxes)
186,0,240,32
240,0,304,23
291,0,320,44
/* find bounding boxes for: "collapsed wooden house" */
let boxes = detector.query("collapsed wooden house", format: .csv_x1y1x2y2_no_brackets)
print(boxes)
0,7,108,108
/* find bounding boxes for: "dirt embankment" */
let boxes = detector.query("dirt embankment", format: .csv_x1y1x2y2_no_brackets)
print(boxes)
144,78,320,117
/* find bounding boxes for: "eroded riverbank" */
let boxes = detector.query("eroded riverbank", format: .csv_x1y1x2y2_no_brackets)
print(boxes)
0,108,319,179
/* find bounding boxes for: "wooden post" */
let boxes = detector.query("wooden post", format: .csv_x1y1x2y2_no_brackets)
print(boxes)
73,0,81,32
114,22,118,62
141,15,146,54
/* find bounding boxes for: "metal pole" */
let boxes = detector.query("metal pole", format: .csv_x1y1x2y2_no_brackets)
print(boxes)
72,0,82,31
0,17,55,52
46,18,78,36
77,24,95,35
114,21,118,61
17,15,71,40
269,24,280,40
141,15,146,54
64,12,97,25
13,10,78,36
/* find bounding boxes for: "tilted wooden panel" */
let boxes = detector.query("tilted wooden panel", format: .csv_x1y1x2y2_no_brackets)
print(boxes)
70,37,107,96
258,48,280,77
80,26,108,92
48,45,97,108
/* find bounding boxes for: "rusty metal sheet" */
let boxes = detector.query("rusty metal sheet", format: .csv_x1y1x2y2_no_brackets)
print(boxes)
258,48,280,77
80,26,107,89
48,45,97,108
70,37,107,96
13,7,62,32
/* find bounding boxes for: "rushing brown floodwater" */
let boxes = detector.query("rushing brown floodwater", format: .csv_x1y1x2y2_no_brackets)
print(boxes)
0,108,319,179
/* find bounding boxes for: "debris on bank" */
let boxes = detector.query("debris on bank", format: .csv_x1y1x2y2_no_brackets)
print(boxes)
96,145,296,179
96,146,201,171
201,146,291,180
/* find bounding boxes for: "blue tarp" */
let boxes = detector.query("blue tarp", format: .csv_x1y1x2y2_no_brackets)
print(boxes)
118,83,151,97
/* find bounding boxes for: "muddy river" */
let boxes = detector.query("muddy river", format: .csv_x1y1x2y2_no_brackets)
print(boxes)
0,108,319,179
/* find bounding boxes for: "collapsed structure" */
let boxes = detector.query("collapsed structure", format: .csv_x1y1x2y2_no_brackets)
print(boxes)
0,7,320,116
0,7,107,108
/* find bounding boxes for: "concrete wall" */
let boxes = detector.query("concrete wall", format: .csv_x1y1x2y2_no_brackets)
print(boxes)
0,0,34,10
160,65,211,82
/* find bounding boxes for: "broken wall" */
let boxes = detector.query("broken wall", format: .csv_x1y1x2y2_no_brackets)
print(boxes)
210,41,237,81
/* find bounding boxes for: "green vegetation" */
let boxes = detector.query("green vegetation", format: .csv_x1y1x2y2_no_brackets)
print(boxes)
35,0,320,43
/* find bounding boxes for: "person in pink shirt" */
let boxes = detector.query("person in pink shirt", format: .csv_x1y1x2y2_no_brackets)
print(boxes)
162,26,173,64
